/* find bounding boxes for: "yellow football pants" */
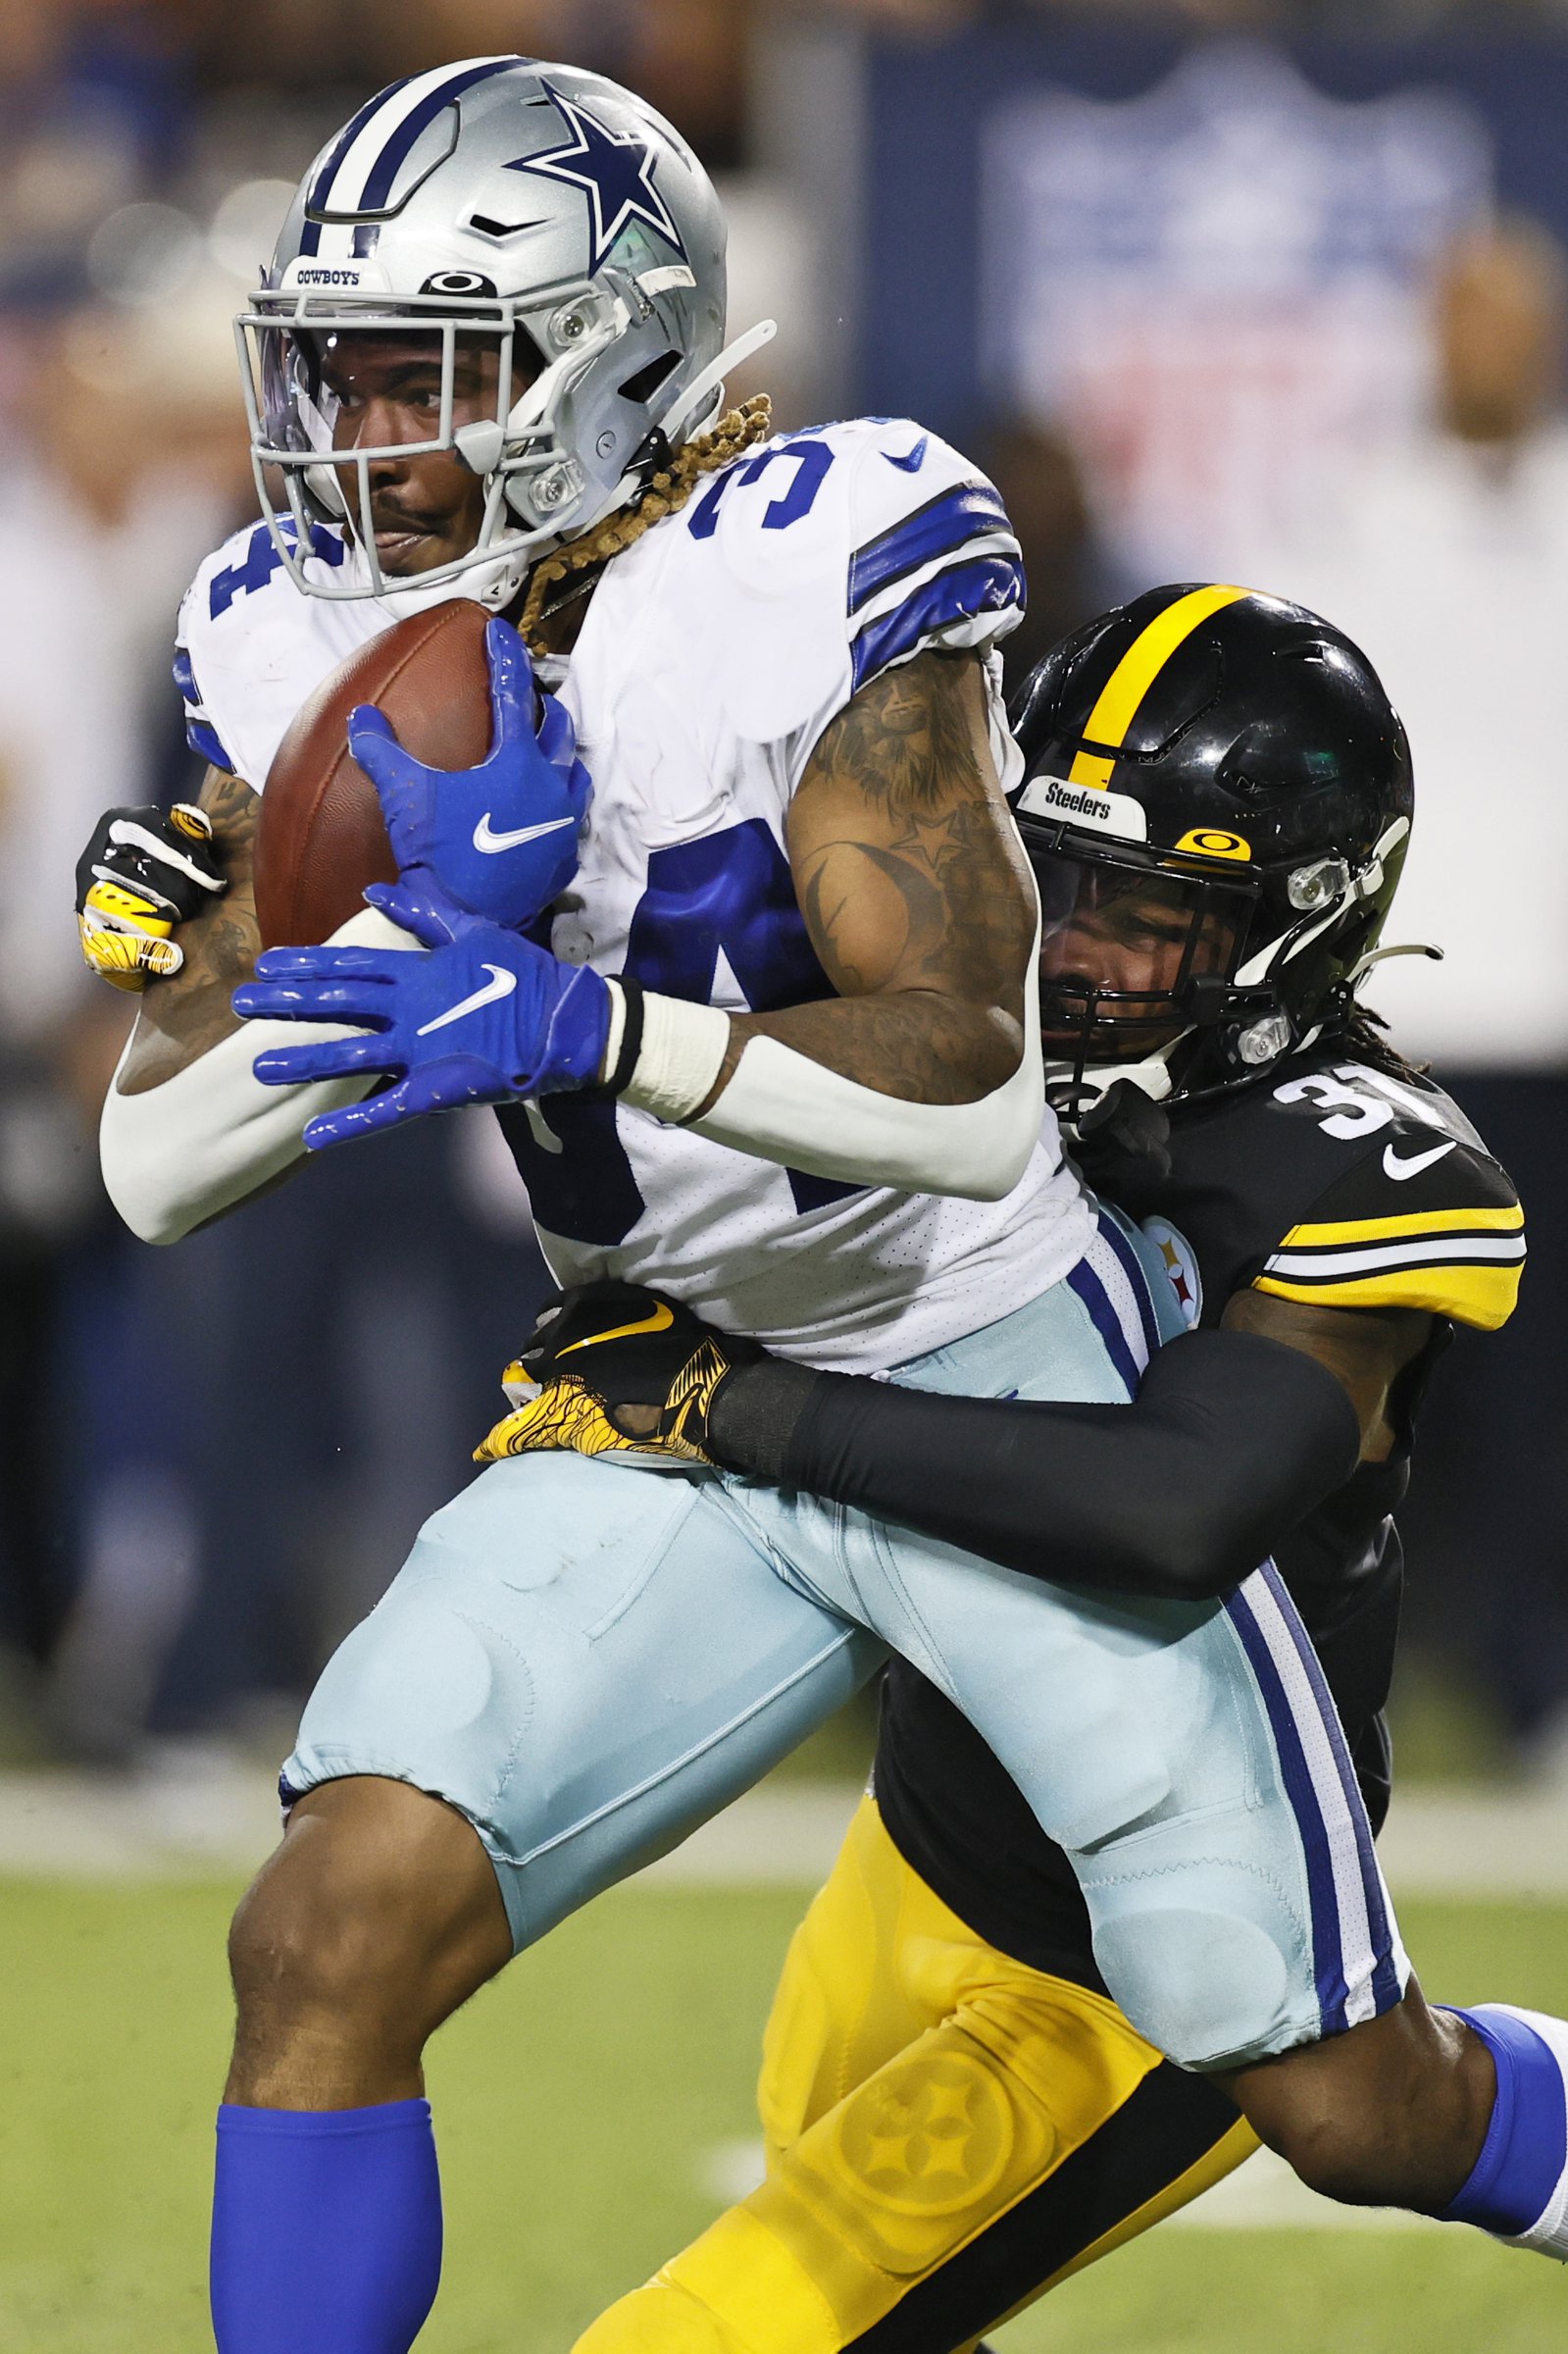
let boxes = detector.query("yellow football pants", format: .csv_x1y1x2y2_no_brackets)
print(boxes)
574,1794,1257,2354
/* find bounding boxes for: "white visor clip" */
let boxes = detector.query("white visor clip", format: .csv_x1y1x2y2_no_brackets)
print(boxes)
454,420,507,477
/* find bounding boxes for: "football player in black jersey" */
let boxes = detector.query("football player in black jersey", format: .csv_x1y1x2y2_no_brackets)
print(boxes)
483,588,1563,2353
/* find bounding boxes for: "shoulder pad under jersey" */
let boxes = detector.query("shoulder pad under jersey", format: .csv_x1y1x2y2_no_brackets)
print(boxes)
653,417,1024,780
174,519,387,792
1154,1053,1524,1332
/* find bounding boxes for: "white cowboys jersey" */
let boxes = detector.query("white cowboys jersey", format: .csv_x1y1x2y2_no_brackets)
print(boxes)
176,417,1092,1368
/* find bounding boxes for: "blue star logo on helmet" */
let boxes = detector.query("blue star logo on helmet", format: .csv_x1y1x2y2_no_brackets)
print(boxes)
506,84,687,277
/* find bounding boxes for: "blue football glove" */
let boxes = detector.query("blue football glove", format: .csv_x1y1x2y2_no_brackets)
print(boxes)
348,614,590,930
232,881,611,1150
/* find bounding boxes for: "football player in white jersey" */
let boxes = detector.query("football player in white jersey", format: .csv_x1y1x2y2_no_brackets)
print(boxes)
71,60,1463,2351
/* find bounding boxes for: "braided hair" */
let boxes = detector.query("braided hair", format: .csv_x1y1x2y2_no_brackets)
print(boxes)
518,393,774,655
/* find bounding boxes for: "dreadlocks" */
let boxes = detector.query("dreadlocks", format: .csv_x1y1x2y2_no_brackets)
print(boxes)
519,395,774,656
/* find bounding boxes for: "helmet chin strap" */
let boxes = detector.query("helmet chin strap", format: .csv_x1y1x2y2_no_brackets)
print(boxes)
344,455,626,621
352,539,529,620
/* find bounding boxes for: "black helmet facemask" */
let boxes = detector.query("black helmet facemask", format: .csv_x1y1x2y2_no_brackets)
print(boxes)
1033,844,1259,1120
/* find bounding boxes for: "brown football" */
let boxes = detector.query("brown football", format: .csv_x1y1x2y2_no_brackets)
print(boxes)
255,598,494,947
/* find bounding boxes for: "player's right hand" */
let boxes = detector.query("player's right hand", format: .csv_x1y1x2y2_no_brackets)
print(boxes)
347,614,590,933
76,802,227,992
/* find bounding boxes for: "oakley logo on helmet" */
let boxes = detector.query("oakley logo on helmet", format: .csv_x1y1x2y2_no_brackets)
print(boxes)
421,270,499,297
1017,775,1149,841
1176,827,1251,860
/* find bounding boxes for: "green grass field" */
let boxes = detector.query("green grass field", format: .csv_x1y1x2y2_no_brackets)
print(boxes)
2,1874,1564,2353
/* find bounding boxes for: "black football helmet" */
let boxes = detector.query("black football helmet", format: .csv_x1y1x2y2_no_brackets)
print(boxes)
1009,583,1418,1118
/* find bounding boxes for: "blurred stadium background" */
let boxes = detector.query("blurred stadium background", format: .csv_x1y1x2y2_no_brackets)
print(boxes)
2,2,1568,2347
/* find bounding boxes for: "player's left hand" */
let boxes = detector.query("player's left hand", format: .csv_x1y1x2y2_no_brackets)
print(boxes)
475,1280,769,1468
76,801,228,991
232,880,611,1148
348,615,590,930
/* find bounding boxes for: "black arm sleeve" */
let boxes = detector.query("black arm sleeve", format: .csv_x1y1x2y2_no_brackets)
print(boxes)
768,1331,1362,1600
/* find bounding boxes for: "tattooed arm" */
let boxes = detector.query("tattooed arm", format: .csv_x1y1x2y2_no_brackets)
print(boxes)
657,650,1043,1203
117,766,261,1096
701,649,1035,1110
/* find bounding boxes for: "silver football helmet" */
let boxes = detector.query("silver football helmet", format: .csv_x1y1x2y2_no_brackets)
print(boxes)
235,55,771,607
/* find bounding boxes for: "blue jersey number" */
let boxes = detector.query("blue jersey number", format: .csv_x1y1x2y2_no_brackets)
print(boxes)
497,818,862,1245
208,521,346,620
686,436,835,541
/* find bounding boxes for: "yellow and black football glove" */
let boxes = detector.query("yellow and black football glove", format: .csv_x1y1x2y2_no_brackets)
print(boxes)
476,1280,784,1469
76,802,227,991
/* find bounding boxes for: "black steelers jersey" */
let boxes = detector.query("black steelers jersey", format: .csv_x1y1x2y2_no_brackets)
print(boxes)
873,1040,1523,1989
1128,1049,1522,1336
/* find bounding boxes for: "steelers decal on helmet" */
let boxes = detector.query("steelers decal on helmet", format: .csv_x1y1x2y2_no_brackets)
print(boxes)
1067,585,1252,792
1016,774,1149,840
507,83,688,276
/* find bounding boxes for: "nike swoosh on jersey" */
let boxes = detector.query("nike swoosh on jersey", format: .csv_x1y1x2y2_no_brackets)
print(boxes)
882,435,930,473
473,812,577,854
1382,1139,1458,1182
416,962,519,1035
558,1302,676,1355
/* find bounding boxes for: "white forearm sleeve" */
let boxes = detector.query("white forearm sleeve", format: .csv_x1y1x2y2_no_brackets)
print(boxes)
691,1022,1042,1202
621,924,1045,1203
100,907,419,1246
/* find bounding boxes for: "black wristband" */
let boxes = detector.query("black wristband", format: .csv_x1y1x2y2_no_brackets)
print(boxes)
582,976,646,1100
707,1356,825,1481
609,975,646,1095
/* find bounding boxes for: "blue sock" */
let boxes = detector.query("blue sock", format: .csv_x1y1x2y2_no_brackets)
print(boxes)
1441,2007,1568,2250
211,2098,442,2352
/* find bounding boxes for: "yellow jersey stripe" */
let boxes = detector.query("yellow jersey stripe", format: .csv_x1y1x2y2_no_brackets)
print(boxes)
1067,585,1252,790
1254,1260,1523,1331
1280,1203,1523,1249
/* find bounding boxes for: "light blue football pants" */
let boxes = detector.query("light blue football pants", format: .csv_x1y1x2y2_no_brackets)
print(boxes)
283,1210,1405,2070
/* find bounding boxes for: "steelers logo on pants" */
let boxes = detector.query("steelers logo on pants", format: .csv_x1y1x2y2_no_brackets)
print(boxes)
835,2048,1015,2220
